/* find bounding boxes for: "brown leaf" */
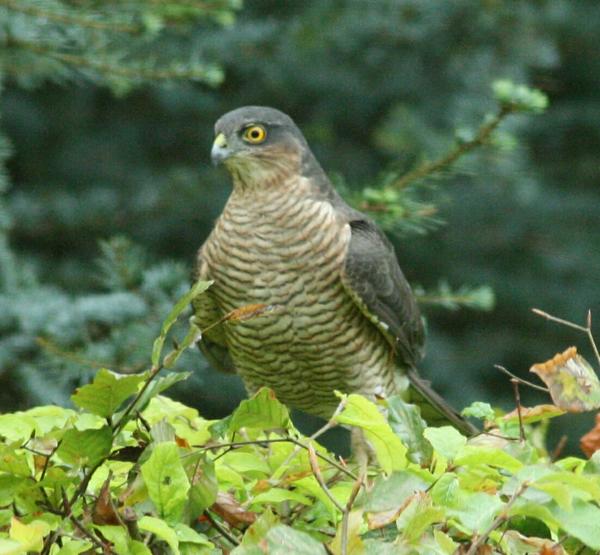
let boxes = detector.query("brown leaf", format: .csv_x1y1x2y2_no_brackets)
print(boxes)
175,435,190,449
223,304,280,324
211,491,256,527
501,404,565,424
530,347,600,412
92,477,120,526
580,412,600,457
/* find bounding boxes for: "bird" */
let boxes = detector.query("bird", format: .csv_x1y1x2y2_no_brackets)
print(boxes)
192,106,474,436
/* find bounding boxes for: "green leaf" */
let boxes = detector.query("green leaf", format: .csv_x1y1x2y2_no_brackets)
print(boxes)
52,538,94,555
141,442,190,524
173,523,213,547
139,516,180,554
334,393,407,473
128,372,192,416
552,499,600,549
9,518,50,552
430,473,460,507
454,446,523,473
448,491,504,533
0,445,31,477
92,525,132,554
237,508,279,548
364,471,430,512
424,427,467,461
396,493,445,544
152,279,212,366
71,368,147,418
386,396,432,464
250,488,312,507
492,80,549,113
461,402,495,421
265,525,327,554
228,388,290,433
184,454,217,517
57,426,112,467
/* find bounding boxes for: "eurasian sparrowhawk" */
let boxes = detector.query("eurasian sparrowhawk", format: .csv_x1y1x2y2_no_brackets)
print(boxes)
193,106,472,434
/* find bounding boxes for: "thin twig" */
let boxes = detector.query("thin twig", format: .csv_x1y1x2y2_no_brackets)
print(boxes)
511,379,525,443
0,0,139,33
204,510,241,547
494,365,549,393
533,308,600,369
70,516,114,553
465,482,529,555
307,444,345,513
551,435,568,461
393,104,513,190
340,470,365,555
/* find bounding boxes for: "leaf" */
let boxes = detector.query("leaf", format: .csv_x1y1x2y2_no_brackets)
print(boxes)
71,368,147,418
57,426,112,467
501,404,565,425
530,347,600,412
333,393,407,473
461,401,495,421
52,538,94,555
447,491,504,533
364,471,429,512
430,473,460,507
228,388,290,433
396,492,445,544
141,442,190,524
0,444,31,477
237,508,278,548
173,523,213,547
138,516,180,554
92,477,120,525
132,372,192,414
386,395,432,464
223,303,280,324
454,445,523,473
184,455,217,517
152,279,212,366
580,412,600,457
250,488,312,507
265,525,327,554
551,499,600,549
9,518,50,552
211,491,257,527
330,510,364,555
424,426,467,461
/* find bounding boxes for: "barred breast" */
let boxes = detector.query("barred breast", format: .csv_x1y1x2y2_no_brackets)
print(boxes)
201,177,397,417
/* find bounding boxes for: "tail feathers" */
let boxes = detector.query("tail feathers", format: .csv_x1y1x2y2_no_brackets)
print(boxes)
406,368,478,436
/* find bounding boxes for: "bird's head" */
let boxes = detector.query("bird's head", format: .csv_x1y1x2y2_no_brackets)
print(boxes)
211,106,309,187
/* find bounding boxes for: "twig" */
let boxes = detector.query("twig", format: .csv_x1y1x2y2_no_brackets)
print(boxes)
533,308,600,369
511,379,525,443
551,435,568,461
203,510,241,547
69,516,113,553
307,444,345,514
0,0,139,33
494,365,549,393
393,104,513,190
340,470,365,555
465,482,529,555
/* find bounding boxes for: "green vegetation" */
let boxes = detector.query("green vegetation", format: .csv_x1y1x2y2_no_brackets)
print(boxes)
1,283,600,553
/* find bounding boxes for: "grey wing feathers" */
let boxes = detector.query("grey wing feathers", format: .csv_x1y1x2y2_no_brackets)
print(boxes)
341,218,425,368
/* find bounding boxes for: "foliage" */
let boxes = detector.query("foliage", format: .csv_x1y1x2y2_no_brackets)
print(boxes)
1,283,600,554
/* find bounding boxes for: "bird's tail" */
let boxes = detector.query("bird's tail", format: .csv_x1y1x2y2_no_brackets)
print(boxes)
406,368,478,436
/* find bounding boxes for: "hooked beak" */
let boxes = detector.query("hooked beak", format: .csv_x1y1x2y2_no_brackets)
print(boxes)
211,133,230,166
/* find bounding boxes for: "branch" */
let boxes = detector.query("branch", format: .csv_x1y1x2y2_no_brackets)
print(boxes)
393,104,513,190
465,481,529,555
6,37,215,82
494,365,549,393
533,308,600,368
0,0,139,33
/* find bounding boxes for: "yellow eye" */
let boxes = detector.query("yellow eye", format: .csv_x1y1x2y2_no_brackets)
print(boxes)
243,125,267,144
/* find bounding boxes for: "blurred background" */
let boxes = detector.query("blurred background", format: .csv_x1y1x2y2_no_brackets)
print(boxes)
1,1,599,452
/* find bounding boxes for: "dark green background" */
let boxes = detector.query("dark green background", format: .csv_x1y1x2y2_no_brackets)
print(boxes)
1,1,599,452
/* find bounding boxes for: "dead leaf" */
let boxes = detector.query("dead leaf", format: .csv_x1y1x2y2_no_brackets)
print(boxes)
503,530,566,555
224,304,280,325
211,491,256,527
530,347,600,412
580,412,600,457
501,404,565,424
92,477,120,525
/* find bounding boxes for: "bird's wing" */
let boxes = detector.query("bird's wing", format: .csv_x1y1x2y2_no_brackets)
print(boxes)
339,215,477,435
340,217,425,368
191,249,236,374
